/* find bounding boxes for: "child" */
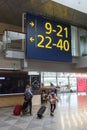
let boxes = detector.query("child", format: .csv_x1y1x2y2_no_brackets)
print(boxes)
48,92,58,116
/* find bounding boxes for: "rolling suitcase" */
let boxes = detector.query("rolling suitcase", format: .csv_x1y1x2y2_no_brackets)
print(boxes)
13,105,22,115
37,106,46,118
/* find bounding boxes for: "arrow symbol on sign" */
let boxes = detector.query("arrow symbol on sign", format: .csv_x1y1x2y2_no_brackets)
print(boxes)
29,21,35,27
29,37,35,42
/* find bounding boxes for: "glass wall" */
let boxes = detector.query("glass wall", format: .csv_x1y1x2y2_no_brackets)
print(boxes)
43,72,57,86
79,28,87,56
71,26,79,56
28,71,87,93
3,31,25,50
71,26,87,57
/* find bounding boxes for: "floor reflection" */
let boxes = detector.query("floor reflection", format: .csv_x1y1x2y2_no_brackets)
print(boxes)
56,92,87,130
58,93,78,109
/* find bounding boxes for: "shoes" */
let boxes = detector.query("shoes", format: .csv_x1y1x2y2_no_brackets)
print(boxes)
30,113,32,116
50,112,54,116
27,111,32,116
20,111,23,116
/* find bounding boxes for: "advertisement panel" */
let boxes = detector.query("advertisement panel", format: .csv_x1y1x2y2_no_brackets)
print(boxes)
77,78,87,92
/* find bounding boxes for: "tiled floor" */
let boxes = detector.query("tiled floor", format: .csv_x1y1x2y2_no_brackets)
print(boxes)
0,93,87,130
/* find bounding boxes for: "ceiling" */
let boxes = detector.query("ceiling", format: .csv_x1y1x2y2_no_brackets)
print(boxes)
0,0,87,29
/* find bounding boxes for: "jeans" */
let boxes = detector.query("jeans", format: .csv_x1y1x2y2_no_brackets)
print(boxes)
50,103,56,113
28,99,32,114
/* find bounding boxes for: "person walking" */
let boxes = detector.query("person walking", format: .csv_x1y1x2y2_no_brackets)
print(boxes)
48,91,58,116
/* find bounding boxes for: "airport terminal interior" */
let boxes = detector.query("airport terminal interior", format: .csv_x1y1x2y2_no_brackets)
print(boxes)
0,93,87,130
0,0,87,130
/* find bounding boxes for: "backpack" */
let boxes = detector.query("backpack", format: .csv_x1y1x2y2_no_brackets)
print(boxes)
49,93,57,104
24,90,32,101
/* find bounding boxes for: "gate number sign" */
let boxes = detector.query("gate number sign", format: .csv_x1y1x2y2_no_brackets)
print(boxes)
26,13,72,62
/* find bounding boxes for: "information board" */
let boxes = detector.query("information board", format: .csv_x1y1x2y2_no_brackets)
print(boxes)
26,13,72,62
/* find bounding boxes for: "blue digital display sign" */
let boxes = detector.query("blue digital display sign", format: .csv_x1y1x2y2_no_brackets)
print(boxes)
26,13,72,62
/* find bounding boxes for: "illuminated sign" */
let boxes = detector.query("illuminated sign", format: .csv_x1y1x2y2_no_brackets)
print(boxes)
77,78,87,92
26,13,72,62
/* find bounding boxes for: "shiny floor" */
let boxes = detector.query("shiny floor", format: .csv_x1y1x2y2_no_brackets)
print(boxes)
0,93,87,130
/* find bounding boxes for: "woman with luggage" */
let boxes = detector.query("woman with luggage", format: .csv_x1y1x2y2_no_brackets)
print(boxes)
48,91,58,116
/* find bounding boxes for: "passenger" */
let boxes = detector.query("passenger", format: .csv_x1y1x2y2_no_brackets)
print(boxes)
50,82,54,88
48,91,58,116
22,84,33,116
50,86,57,96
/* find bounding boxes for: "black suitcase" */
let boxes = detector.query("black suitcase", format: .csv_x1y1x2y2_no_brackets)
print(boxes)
37,106,46,118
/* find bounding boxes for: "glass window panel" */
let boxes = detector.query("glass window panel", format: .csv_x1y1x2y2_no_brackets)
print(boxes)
79,28,87,56
44,77,57,86
71,26,79,56
3,31,25,50
41,72,44,87
57,72,64,77
0,41,3,51
57,78,68,86
43,72,56,77
80,37,87,56
69,78,77,91
28,71,40,75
